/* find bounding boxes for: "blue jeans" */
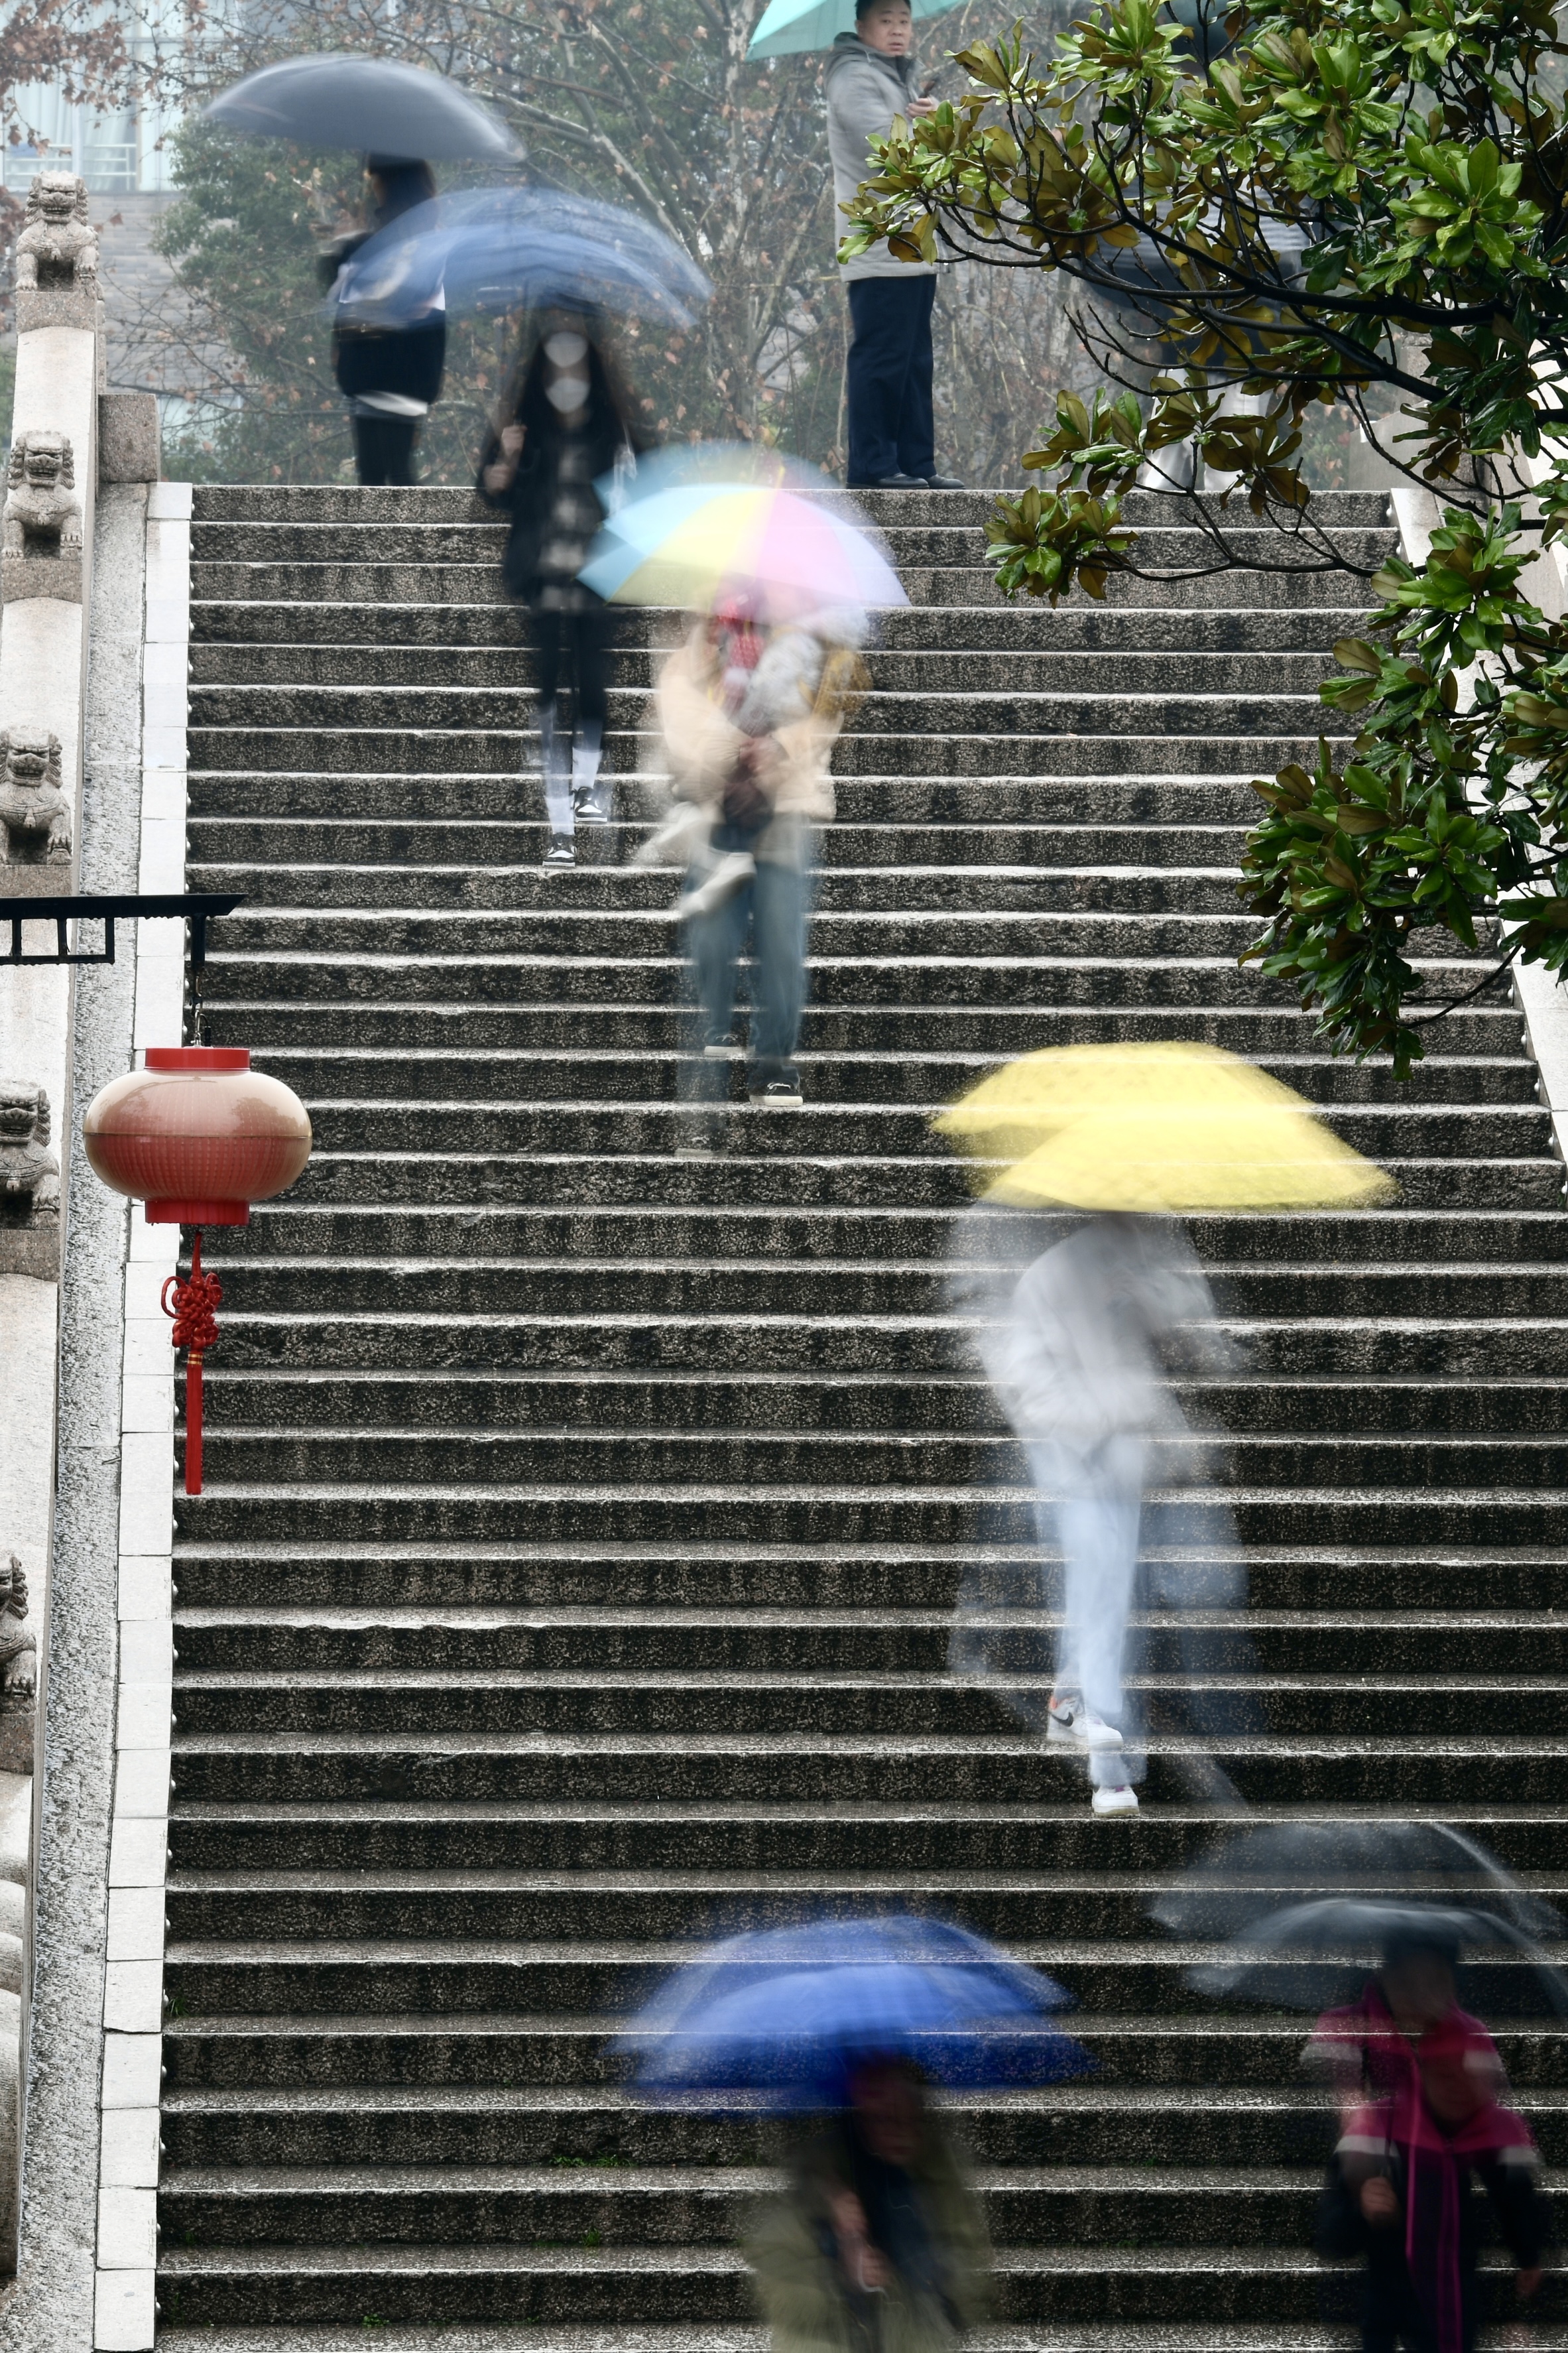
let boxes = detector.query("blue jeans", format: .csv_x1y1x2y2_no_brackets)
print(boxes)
685,822,809,1094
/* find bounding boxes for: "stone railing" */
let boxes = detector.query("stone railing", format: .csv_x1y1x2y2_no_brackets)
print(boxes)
0,167,160,2290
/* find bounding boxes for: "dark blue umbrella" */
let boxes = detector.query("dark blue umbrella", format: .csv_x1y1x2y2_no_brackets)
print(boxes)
616,1913,1092,2110
327,186,710,332
205,56,518,161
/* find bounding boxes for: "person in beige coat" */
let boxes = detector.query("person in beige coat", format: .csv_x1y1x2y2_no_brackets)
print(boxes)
746,2061,992,2353
654,604,863,1115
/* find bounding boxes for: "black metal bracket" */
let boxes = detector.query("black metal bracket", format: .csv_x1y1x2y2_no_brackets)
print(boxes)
0,893,244,969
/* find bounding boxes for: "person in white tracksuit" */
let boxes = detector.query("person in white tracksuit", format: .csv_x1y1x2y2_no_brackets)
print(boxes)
971,1210,1250,1815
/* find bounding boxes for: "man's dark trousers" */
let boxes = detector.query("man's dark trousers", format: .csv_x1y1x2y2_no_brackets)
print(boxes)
847,275,935,484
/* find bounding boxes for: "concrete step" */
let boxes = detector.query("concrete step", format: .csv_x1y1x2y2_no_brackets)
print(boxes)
184,643,1346,694
159,476,1568,2341
188,819,1263,868
184,771,1306,822
163,1544,1568,1617
159,1726,1568,1809
205,999,1528,1059
148,2239,1478,2331
206,1206,1568,1267
186,684,1332,739
190,861,1266,918
188,600,1374,655
186,481,1392,526
208,1043,1540,1107
172,1416,1568,1488
162,1669,1568,1742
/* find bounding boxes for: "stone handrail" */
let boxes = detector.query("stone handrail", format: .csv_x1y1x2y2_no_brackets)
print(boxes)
0,168,160,2283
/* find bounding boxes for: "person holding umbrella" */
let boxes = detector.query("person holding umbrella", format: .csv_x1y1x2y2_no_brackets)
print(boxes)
618,1911,1087,2350
823,0,963,491
578,462,899,1117
935,1042,1395,1815
749,2059,992,2351
477,315,644,863
320,159,447,487
653,594,863,1117
1307,1925,1549,2353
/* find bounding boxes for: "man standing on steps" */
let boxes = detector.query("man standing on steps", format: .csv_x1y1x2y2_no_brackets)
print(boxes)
825,0,965,491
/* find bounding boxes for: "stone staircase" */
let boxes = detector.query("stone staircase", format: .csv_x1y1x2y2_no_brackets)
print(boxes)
157,483,1568,2350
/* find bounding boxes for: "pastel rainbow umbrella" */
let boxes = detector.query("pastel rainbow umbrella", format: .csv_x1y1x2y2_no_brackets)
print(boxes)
934,1041,1397,1212
578,481,906,621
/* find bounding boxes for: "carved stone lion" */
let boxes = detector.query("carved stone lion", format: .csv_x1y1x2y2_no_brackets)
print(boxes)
0,730,70,868
0,1086,60,1277
1,431,83,603
0,1557,35,1711
3,431,80,558
14,170,98,296
0,1089,56,1208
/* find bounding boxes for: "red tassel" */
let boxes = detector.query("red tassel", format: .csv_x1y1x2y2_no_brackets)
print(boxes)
162,1229,223,1497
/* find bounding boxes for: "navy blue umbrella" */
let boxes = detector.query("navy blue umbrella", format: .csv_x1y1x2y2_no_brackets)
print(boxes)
616,1914,1092,2110
205,56,518,162
327,186,710,332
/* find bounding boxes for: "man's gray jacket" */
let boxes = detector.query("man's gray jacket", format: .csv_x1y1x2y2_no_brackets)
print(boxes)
823,32,937,282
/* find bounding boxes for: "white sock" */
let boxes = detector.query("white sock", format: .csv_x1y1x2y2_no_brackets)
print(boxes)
538,701,573,836
572,739,603,798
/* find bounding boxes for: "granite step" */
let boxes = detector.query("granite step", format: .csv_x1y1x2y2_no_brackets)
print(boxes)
160,477,1567,2343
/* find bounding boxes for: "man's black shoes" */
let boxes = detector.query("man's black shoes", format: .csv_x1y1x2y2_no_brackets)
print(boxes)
849,471,967,489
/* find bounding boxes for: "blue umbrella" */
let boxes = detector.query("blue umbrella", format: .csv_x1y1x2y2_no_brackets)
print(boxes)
326,186,710,332
617,1913,1092,2109
749,0,965,60
205,54,519,160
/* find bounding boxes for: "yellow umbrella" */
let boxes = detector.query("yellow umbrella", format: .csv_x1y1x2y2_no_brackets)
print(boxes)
935,1043,1396,1212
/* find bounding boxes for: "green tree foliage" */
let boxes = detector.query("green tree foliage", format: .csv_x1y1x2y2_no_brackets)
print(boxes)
152,0,1083,483
156,0,847,473
0,0,169,330
843,0,1568,1072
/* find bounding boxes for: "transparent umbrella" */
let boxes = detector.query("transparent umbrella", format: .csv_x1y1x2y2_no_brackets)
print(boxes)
327,186,710,332
1191,1899,1568,2019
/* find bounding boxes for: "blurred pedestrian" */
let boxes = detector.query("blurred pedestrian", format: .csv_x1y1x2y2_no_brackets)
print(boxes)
825,0,963,491
655,598,864,1119
478,314,644,865
973,1210,1246,1816
747,2059,992,2351
321,159,447,487
1308,1930,1548,2353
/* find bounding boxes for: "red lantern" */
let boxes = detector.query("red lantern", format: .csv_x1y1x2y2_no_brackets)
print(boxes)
84,1048,312,1495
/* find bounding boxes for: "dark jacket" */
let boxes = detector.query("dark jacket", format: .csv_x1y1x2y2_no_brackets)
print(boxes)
320,227,447,409
1315,2145,1549,2285
475,346,637,605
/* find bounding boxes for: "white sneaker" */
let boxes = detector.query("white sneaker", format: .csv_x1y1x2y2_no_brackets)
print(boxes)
678,851,755,921
1091,1783,1139,1816
1046,1695,1123,1751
